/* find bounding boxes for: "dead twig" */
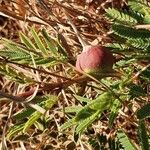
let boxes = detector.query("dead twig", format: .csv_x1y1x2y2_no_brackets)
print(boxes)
0,90,46,114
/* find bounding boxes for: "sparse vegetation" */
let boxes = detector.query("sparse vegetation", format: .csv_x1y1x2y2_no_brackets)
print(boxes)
0,0,149,149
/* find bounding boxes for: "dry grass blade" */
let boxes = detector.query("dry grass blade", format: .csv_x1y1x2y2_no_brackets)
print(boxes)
64,10,88,48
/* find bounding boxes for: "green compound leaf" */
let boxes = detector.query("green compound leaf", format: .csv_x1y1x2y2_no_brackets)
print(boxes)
137,103,150,120
138,121,150,150
13,108,35,121
35,57,57,66
64,106,83,113
109,100,122,128
19,32,37,50
0,39,32,60
41,28,58,56
129,84,145,98
73,94,91,103
61,92,113,132
75,110,101,134
112,24,150,39
106,43,129,51
7,124,24,140
42,95,58,109
23,111,42,133
60,117,77,131
75,106,96,121
129,0,150,16
74,92,114,123
13,96,50,120
0,64,33,83
75,92,113,122
117,130,136,150
34,121,45,131
89,92,114,111
106,8,137,25
23,95,58,133
127,38,150,50
31,28,48,56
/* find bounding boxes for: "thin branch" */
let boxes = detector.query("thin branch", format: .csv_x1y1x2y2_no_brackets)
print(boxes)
0,57,72,81
0,90,46,114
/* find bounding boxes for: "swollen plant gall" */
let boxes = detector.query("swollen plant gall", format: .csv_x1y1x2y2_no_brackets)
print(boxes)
75,45,114,74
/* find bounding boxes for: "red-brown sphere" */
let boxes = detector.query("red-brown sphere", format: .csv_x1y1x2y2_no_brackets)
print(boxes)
75,45,114,74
